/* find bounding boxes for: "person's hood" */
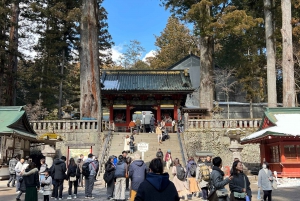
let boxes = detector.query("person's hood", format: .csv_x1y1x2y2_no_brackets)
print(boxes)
117,160,124,165
85,158,94,163
132,160,144,167
146,173,170,191
23,168,38,176
54,158,65,165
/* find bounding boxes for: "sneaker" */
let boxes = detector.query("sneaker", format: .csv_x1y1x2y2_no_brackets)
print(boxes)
88,197,95,199
59,198,62,200
16,191,20,194
39,190,44,194
67,195,72,199
85,197,89,199
73,194,77,199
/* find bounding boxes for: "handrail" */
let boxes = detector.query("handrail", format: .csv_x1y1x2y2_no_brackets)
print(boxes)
96,130,112,179
177,130,186,166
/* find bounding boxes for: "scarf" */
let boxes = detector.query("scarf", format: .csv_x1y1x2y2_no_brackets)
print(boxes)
212,166,224,176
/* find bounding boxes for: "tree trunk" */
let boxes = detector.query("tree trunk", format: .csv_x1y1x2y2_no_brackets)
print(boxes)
281,0,295,107
264,0,277,107
7,0,19,106
226,93,230,119
58,48,65,119
249,99,253,119
80,0,101,123
199,35,214,116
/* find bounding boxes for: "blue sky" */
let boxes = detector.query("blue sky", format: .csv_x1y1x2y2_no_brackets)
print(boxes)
102,0,172,61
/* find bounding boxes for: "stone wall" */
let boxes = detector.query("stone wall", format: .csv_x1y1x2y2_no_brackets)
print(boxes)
183,128,260,168
35,130,104,158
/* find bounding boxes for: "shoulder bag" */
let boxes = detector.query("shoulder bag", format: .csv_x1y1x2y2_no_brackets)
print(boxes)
233,175,246,199
69,167,77,182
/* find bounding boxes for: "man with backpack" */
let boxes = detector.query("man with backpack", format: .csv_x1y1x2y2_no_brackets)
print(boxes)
156,148,164,162
196,157,210,200
185,157,199,198
82,153,98,199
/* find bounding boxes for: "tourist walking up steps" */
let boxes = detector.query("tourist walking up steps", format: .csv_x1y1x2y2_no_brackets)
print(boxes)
165,150,172,170
7,155,18,188
258,162,273,201
185,157,199,198
134,158,179,201
53,156,67,200
229,160,252,201
156,123,162,144
208,156,232,201
129,153,147,201
172,158,189,200
105,156,116,200
21,162,40,201
114,155,128,201
156,148,164,162
67,158,80,199
83,153,98,199
149,115,155,133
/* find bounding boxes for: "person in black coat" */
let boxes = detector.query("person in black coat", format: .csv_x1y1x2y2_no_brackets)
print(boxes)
21,162,40,201
105,156,116,200
134,158,179,201
66,158,80,199
53,156,67,200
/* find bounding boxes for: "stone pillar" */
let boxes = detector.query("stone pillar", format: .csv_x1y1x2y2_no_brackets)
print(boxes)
41,145,56,167
225,129,244,162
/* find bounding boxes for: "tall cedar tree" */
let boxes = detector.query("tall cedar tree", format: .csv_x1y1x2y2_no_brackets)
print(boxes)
160,0,262,115
150,16,198,69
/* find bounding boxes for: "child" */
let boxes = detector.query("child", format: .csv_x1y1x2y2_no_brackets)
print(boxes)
40,169,52,201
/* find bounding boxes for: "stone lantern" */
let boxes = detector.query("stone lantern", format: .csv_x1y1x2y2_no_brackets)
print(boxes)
41,145,56,167
225,128,245,162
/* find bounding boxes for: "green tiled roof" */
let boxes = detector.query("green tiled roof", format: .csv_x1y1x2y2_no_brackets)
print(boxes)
101,70,194,93
0,106,36,138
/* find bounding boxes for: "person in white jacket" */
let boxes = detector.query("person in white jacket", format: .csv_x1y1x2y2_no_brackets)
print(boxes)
15,158,25,193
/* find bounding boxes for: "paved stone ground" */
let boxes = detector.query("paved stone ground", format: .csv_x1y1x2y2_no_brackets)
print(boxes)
0,176,298,201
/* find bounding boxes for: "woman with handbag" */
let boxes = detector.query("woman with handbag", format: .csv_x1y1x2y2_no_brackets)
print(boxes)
257,162,273,201
229,161,252,201
66,158,80,199
105,156,116,200
209,157,232,201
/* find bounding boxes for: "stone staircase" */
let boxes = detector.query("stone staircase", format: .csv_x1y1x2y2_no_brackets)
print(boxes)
108,132,186,173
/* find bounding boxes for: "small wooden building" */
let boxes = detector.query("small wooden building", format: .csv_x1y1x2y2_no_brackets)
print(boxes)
241,107,300,177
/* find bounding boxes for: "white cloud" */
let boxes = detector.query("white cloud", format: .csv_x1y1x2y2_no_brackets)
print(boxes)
111,45,124,62
142,50,156,62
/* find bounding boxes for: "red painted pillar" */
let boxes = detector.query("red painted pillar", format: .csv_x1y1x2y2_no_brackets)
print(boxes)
174,105,178,121
126,105,131,126
157,105,161,121
109,105,114,121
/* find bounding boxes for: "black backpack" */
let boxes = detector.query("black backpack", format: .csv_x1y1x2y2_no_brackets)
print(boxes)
156,151,163,158
189,163,197,177
82,162,91,177
176,165,186,181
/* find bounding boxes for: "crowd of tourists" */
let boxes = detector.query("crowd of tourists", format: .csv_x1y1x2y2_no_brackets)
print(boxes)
5,150,277,201
7,153,99,201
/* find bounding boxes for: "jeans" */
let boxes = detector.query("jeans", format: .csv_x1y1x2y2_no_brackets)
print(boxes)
106,180,115,198
54,179,64,198
150,125,154,132
263,190,272,201
201,187,208,199
68,180,78,195
114,177,126,200
7,174,16,186
85,175,95,197
44,195,49,201
16,175,20,192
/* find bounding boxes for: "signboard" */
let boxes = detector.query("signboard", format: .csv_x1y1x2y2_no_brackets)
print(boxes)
137,142,149,160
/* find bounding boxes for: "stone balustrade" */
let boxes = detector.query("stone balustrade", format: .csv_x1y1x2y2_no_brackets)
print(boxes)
30,120,100,131
30,118,261,132
187,118,261,129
